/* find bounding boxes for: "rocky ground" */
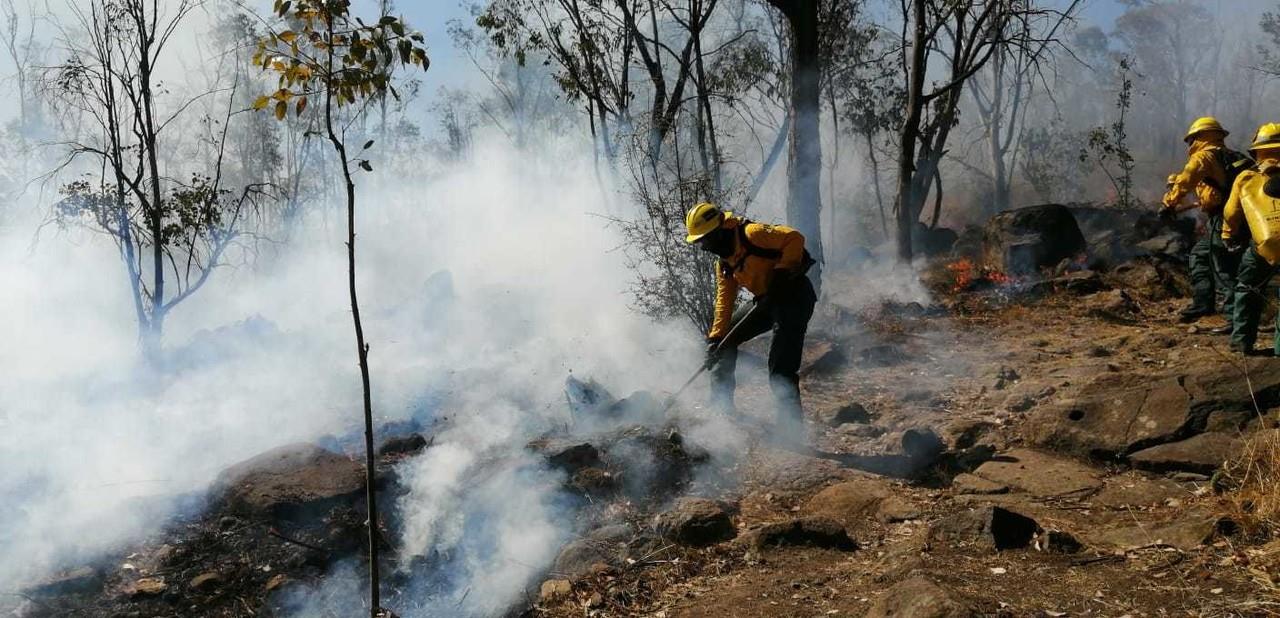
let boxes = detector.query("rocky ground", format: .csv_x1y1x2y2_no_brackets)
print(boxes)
9,204,1280,617
530,281,1280,617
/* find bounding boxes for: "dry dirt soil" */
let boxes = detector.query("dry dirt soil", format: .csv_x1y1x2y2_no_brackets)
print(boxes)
534,269,1280,618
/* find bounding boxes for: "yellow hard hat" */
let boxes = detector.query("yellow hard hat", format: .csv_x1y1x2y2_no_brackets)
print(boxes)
1184,116,1228,143
1250,123,1280,154
684,202,725,244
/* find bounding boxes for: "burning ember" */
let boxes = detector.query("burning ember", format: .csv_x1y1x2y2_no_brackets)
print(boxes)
946,258,1014,293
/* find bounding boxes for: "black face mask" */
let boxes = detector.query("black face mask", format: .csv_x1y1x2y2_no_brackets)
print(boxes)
697,226,736,258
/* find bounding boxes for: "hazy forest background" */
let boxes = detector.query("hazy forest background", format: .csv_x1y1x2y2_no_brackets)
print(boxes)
1,0,1278,337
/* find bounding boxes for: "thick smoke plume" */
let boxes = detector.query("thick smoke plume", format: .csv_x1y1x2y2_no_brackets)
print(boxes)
0,133,705,610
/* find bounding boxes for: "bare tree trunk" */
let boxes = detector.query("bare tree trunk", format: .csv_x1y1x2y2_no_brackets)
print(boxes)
96,19,149,335
772,0,825,272
895,0,927,263
130,1,166,357
691,0,721,193
864,131,887,237
826,87,839,261
929,168,943,229
986,52,1008,213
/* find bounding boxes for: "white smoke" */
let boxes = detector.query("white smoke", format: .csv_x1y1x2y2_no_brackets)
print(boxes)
0,130,706,611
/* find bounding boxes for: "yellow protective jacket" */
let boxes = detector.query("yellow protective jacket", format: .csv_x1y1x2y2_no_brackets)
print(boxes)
1222,160,1280,264
708,215,806,340
1163,139,1229,214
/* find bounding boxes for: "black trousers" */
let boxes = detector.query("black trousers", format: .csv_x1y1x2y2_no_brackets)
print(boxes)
709,275,817,424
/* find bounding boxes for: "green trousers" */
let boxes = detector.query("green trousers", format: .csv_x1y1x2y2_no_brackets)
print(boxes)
1231,246,1280,352
1189,215,1241,315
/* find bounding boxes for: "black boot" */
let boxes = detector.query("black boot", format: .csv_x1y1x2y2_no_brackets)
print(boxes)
1179,304,1213,323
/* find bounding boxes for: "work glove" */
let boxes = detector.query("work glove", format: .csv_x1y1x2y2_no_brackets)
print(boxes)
704,338,724,369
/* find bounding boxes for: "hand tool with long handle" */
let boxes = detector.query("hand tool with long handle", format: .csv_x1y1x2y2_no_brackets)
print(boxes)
661,299,767,414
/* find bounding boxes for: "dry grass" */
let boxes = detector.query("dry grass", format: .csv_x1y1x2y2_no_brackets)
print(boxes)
1215,411,1280,606
1221,425,1280,539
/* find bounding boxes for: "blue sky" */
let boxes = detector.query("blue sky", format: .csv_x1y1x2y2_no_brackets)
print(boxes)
396,1,483,102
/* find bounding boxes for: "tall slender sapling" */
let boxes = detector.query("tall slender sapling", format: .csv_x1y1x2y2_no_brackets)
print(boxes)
253,2,428,616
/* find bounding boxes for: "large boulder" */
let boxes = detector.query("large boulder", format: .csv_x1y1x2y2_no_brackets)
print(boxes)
1068,205,1144,268
983,204,1087,275
652,498,735,547
803,479,893,528
1029,361,1280,458
1087,510,1235,551
746,449,848,494
1091,474,1187,508
951,225,984,259
528,439,601,474
1067,205,1194,267
927,505,1039,551
1027,376,1185,457
553,539,616,578
741,516,856,551
913,222,960,257
1128,432,1241,474
214,443,365,519
1107,255,1192,300
968,449,1102,498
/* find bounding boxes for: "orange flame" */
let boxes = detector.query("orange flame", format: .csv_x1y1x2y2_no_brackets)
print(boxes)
947,258,1014,292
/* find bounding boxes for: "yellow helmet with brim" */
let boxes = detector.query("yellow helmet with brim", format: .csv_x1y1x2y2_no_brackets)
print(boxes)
1185,116,1228,143
1250,123,1280,155
685,202,725,244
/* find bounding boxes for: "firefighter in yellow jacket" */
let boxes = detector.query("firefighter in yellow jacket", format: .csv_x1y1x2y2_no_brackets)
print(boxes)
1162,117,1239,327
684,202,817,428
1221,123,1280,355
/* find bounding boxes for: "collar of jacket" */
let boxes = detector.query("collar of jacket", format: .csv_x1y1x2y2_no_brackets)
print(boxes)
1188,138,1224,156
720,215,748,266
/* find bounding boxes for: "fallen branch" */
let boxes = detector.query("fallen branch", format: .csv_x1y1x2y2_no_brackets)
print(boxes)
267,527,330,556
1068,554,1123,567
